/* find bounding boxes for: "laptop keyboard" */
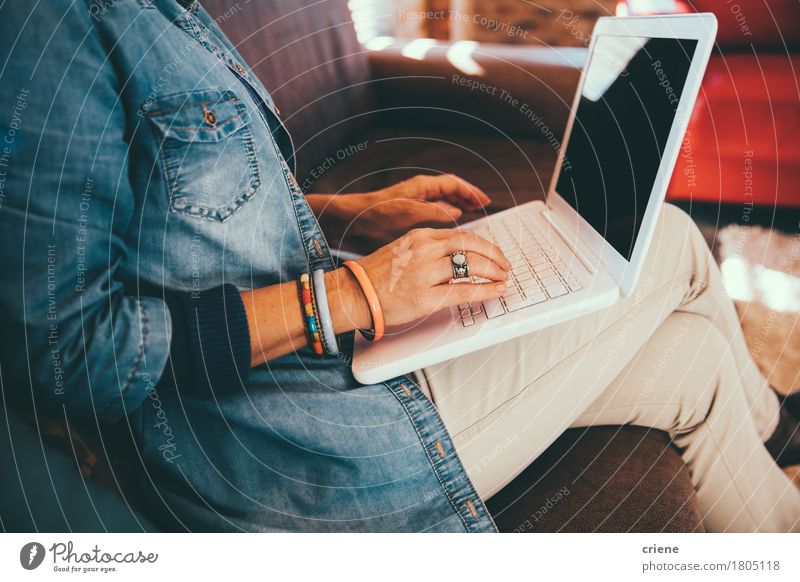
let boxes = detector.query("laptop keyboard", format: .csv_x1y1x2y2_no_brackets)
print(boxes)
456,217,583,327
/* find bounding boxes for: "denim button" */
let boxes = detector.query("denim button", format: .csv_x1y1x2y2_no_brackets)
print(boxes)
312,238,324,259
465,499,479,519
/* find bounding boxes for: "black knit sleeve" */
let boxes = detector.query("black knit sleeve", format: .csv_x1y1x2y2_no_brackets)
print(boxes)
158,284,251,397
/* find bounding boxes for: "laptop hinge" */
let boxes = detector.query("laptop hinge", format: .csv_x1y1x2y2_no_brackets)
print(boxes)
542,209,601,274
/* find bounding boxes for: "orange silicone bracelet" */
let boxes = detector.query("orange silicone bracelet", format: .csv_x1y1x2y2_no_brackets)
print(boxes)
343,260,384,342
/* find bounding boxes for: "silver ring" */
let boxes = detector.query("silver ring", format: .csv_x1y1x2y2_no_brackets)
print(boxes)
451,251,469,280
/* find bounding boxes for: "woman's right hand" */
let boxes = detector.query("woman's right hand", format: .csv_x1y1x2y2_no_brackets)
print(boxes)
328,228,512,331
244,227,511,366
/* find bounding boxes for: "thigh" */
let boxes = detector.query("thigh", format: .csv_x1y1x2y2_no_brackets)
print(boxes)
412,204,711,497
414,205,709,439
571,313,727,433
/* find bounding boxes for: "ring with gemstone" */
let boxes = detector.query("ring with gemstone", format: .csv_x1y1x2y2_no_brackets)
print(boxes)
451,251,469,280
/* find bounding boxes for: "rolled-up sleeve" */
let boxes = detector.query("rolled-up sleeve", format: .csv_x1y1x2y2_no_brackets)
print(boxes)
0,2,172,423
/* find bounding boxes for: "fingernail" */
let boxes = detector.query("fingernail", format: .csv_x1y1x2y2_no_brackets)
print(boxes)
496,283,506,292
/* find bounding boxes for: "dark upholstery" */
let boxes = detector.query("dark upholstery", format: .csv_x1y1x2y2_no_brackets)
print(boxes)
486,427,704,532
367,43,586,141
0,409,154,532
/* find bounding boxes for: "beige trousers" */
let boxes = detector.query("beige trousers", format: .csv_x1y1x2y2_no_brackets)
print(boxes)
412,204,800,532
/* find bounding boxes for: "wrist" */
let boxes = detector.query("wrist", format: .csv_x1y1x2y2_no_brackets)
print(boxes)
325,267,372,332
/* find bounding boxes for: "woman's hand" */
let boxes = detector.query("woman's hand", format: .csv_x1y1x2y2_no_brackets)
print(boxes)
242,227,510,366
307,174,492,251
242,176,502,366
326,227,511,331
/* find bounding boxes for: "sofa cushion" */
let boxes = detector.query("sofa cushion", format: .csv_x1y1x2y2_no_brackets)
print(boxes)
486,426,703,532
367,41,586,140
0,409,154,532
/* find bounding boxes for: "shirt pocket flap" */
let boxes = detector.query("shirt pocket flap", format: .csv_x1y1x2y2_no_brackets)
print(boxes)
140,89,251,143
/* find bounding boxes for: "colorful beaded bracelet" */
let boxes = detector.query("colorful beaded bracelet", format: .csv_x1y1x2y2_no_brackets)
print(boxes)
298,273,324,356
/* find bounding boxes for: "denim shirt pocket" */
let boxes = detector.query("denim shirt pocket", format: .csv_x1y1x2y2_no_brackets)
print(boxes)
140,89,261,222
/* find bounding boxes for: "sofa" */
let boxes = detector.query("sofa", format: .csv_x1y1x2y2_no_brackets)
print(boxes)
0,0,704,533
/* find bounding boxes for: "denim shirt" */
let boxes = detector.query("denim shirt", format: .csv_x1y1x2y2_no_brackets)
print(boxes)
0,0,496,532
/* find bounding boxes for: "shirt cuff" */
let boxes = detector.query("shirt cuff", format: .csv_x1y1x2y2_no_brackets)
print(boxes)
160,284,251,397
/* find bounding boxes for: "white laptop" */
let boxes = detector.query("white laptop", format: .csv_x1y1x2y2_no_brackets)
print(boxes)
352,14,717,384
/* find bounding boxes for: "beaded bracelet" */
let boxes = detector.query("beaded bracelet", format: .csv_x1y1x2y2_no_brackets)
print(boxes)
298,273,324,356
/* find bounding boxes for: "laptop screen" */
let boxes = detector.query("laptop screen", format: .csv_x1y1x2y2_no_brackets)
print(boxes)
555,35,698,260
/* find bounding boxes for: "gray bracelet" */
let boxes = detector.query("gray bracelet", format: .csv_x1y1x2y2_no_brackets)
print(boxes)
312,268,339,356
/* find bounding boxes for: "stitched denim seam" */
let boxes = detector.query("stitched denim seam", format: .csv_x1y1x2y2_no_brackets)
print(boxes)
146,97,248,137
283,155,335,270
188,17,270,109
140,96,238,117
265,131,325,270
182,14,245,83
396,377,497,531
116,299,149,408
288,176,311,262
159,112,248,133
383,380,472,532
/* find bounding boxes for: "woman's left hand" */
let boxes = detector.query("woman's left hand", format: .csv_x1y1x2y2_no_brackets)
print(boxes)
308,174,492,251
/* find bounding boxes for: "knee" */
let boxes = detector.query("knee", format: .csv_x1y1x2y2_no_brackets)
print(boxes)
661,203,688,227
660,203,705,246
648,204,713,288
666,316,739,431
